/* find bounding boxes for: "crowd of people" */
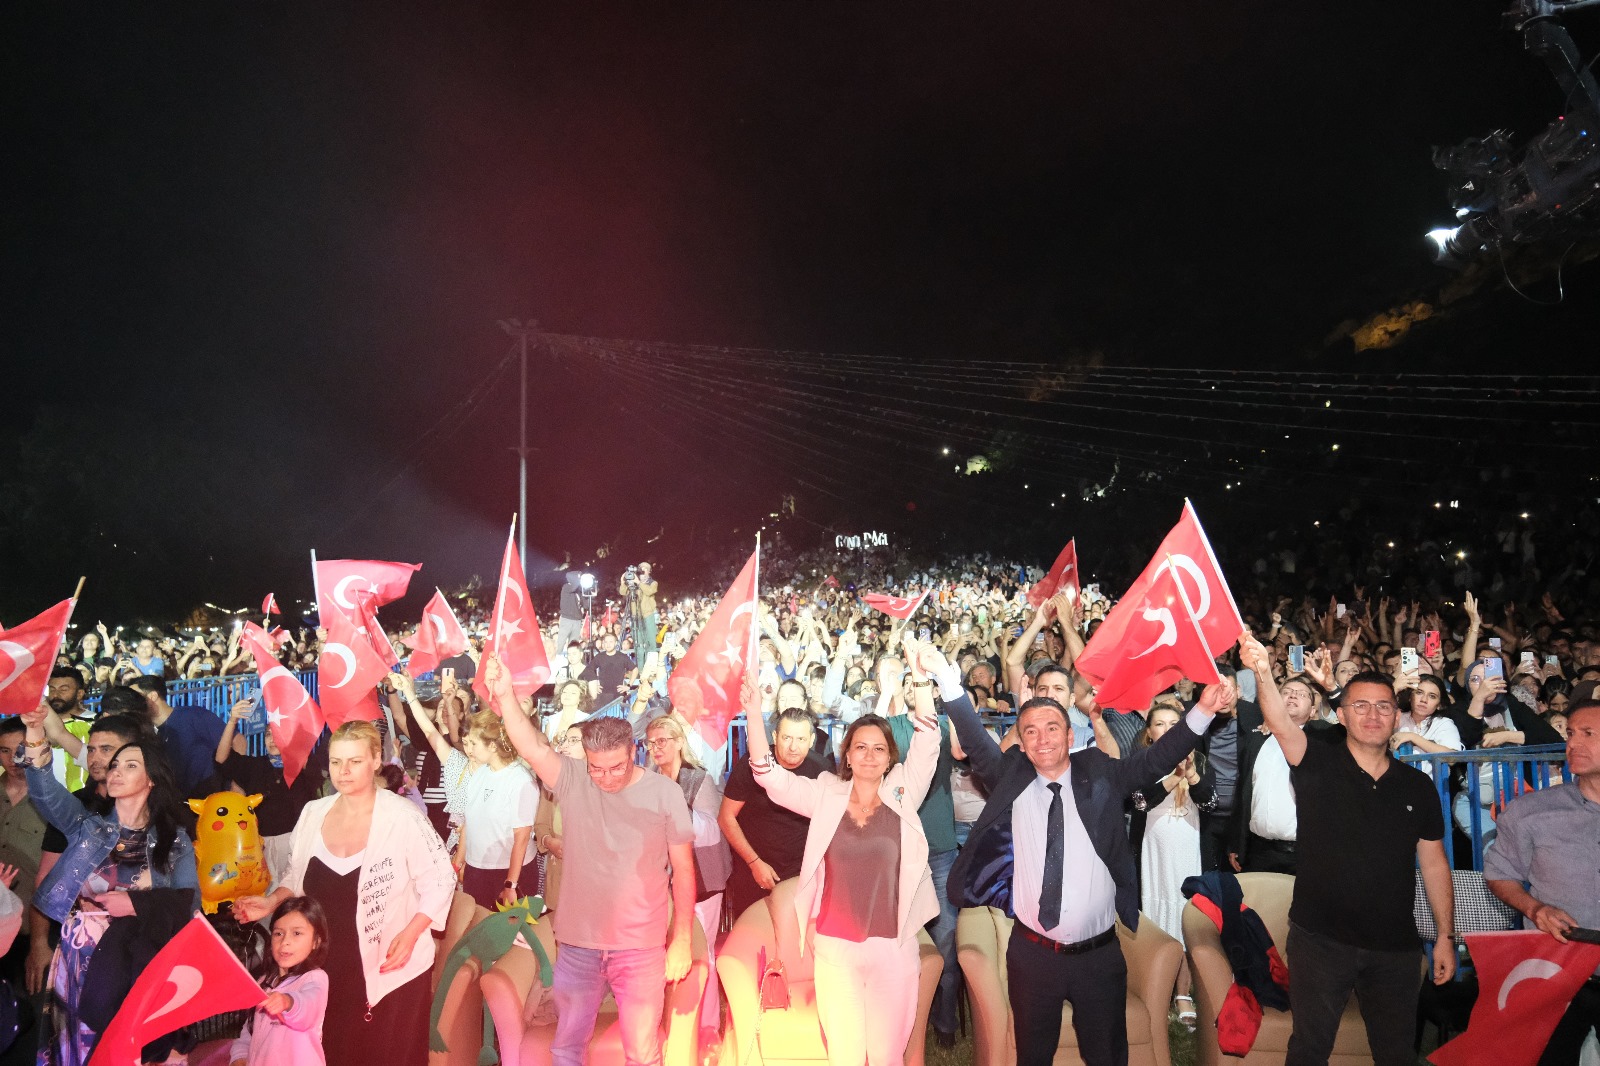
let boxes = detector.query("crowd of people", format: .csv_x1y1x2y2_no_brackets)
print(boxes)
2,519,1597,1066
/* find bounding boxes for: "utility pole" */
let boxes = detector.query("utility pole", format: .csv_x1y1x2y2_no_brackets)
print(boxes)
497,318,538,565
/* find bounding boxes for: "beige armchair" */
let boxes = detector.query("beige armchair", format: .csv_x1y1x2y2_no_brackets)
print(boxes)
478,908,709,1066
717,878,945,1066
1183,872,1372,1066
956,906,1184,1066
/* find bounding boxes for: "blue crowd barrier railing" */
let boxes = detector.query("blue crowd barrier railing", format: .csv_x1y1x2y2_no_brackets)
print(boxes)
83,671,321,758
1396,744,1569,870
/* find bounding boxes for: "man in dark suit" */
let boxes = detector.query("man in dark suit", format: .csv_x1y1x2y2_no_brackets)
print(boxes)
942,657,1226,1066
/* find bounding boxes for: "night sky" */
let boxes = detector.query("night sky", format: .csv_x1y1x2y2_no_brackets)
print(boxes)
5,2,1599,622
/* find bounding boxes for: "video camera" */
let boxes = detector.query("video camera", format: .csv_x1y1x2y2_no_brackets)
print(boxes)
1428,0,1600,267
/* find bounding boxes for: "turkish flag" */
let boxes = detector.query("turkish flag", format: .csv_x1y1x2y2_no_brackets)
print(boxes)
861,590,930,620
670,549,758,748
407,589,469,679
87,915,263,1066
318,608,390,728
260,592,278,616
1089,565,1222,709
314,557,420,624
472,525,551,709
0,599,75,716
1028,538,1080,608
1075,500,1242,710
242,630,324,786
241,620,289,654
1430,931,1600,1066
354,597,401,669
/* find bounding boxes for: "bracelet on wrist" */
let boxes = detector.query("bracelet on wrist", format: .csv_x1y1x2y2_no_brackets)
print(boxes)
747,856,761,867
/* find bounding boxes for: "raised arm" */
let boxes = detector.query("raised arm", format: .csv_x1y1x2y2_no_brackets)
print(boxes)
215,700,251,765
1456,592,1481,689
486,654,563,788
387,673,455,765
1241,631,1306,765
1005,600,1054,694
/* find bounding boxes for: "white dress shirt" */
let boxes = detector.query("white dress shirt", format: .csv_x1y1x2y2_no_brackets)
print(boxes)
1012,768,1117,943
1248,734,1297,841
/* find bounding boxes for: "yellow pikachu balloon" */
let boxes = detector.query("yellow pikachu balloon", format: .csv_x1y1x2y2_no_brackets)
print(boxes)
187,792,271,914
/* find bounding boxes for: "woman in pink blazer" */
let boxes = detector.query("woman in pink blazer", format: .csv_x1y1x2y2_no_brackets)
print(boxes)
748,634,945,1066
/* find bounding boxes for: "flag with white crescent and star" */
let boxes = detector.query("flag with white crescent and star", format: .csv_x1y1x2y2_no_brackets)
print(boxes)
313,557,420,626
1430,931,1600,1066
472,524,551,708
1027,537,1080,608
0,598,75,717
1075,501,1241,710
240,627,324,787
407,588,470,679
260,592,278,616
669,548,758,748
86,915,264,1066
318,607,391,728
860,589,930,620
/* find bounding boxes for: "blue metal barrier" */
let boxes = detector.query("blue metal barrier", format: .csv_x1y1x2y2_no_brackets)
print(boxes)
1396,744,1569,870
83,670,321,758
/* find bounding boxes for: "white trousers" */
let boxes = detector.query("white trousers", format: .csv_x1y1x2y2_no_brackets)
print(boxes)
812,932,920,1066
694,893,723,1031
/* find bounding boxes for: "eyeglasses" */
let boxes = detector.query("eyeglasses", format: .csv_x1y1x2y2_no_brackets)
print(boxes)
586,760,633,778
645,738,676,749
1344,700,1397,717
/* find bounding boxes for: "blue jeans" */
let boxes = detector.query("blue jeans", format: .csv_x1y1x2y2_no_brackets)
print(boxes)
552,943,666,1066
927,848,962,1035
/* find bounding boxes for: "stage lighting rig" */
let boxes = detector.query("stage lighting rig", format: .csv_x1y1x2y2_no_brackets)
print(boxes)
1427,0,1600,268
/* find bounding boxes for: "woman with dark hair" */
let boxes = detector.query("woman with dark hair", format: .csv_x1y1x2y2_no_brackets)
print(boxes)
1391,674,1463,781
231,895,330,1066
16,716,197,1066
745,634,944,1066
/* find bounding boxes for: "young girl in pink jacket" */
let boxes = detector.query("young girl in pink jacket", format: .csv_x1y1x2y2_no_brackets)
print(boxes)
230,896,329,1066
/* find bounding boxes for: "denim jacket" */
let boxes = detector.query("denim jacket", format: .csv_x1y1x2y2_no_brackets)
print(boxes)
24,761,198,924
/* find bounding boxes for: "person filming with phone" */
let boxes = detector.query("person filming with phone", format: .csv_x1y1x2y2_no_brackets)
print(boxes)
1484,697,1600,1064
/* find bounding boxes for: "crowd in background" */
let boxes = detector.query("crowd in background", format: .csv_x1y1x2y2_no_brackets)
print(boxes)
6,507,1598,1066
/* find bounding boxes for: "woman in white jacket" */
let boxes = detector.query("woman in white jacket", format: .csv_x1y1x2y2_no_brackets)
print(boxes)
747,634,944,1066
234,720,456,1066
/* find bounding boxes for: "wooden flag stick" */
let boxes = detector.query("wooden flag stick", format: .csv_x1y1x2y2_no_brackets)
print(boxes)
72,576,86,601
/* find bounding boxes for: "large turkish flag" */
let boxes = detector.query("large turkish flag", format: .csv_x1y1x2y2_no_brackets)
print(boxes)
1431,931,1600,1066
1075,501,1242,709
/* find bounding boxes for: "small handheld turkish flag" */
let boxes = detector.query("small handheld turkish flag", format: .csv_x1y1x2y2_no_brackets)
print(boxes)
671,547,759,748
472,519,551,709
1430,931,1600,1066
313,557,420,624
0,598,75,716
87,915,263,1066
260,592,278,616
318,607,391,729
407,589,470,679
861,590,930,620
241,630,324,787
1027,538,1080,608
1076,501,1242,710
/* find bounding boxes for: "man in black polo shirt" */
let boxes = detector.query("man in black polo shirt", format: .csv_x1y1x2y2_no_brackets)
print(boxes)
1240,636,1455,1066
717,708,827,922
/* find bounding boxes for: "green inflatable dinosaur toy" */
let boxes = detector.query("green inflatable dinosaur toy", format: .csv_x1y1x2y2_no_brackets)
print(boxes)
429,895,554,1066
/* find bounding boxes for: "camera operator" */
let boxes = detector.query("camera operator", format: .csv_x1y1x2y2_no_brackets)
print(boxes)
559,571,588,653
619,562,660,668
